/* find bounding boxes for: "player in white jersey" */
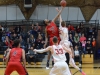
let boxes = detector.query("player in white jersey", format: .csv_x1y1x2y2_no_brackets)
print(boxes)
56,8,86,75
33,36,71,75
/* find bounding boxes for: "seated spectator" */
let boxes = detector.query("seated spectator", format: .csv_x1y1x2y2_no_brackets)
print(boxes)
26,46,38,65
86,40,93,54
35,33,45,49
79,22,86,34
68,24,75,36
11,33,19,41
31,24,35,30
81,40,86,54
88,26,93,37
14,26,22,35
92,38,96,59
74,45,82,66
92,38,96,48
79,33,86,43
19,35,25,50
0,25,3,42
75,25,81,37
28,34,36,49
35,23,41,33
69,34,74,46
80,33,87,53
74,33,79,46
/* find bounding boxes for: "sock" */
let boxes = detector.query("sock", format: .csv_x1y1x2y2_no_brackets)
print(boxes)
79,69,82,72
47,60,49,63
52,61,54,66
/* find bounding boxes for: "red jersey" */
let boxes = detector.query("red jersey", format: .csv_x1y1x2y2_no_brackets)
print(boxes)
9,48,22,62
46,22,59,38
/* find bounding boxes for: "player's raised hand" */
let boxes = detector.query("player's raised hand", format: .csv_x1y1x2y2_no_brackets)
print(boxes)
55,8,60,12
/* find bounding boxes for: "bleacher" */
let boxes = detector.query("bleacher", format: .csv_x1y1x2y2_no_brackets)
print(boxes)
0,20,99,67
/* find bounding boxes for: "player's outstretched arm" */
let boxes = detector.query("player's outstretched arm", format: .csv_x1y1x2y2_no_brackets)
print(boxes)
34,46,52,53
52,7,64,23
5,50,11,66
56,8,62,27
22,49,27,70
44,28,48,48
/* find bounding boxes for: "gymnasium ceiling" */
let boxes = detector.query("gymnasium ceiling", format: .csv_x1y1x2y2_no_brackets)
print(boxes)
0,0,100,21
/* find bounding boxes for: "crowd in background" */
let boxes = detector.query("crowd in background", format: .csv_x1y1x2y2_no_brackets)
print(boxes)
0,22,98,65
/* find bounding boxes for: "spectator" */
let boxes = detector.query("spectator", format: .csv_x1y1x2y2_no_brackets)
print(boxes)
80,33,87,54
19,35,25,50
74,45,82,66
68,24,74,36
86,40,93,54
75,25,81,37
92,38,96,55
88,26,93,38
11,33,19,41
74,33,79,46
35,33,45,49
26,46,37,65
14,26,22,35
28,34,35,49
80,22,86,34
0,25,3,42
31,24,35,30
68,24,74,31
79,33,86,42
35,23,41,33
69,34,74,46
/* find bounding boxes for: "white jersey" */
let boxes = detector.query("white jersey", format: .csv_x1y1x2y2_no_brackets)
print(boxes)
52,45,66,63
59,26,69,41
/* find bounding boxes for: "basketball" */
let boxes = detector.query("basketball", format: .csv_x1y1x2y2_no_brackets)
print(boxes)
60,0,67,7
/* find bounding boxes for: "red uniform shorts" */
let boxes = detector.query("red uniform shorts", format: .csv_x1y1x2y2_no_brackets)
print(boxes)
49,37,60,46
5,62,27,75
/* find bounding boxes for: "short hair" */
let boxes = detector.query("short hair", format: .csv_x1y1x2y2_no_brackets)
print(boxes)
61,21,66,27
53,36,58,43
13,39,20,47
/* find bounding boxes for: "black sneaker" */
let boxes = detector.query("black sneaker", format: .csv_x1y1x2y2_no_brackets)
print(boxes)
46,62,49,69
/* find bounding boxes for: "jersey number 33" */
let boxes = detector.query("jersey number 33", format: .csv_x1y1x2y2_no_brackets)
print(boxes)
55,49,63,55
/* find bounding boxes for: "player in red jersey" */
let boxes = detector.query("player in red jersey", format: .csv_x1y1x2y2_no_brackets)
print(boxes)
43,7,64,69
4,39,28,75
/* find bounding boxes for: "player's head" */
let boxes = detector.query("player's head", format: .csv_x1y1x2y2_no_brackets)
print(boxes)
43,19,50,25
61,21,66,27
13,39,20,48
53,36,58,44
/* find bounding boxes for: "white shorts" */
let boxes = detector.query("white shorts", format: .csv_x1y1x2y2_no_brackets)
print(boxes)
60,40,70,48
49,61,71,75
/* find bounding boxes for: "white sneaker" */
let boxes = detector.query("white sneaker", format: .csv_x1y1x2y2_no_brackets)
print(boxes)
46,67,49,69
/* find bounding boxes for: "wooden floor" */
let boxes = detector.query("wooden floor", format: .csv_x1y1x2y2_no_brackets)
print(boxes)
0,64,100,75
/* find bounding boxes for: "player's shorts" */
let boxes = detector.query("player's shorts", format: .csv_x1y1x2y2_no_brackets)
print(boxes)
49,61,71,75
49,37,60,46
5,62,27,75
60,40,70,48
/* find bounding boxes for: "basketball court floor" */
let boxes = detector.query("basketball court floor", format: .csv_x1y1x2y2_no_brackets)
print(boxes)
0,55,100,75
0,63,100,75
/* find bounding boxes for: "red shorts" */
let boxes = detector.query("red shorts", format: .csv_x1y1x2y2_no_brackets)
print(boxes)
5,62,27,75
49,37,60,46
